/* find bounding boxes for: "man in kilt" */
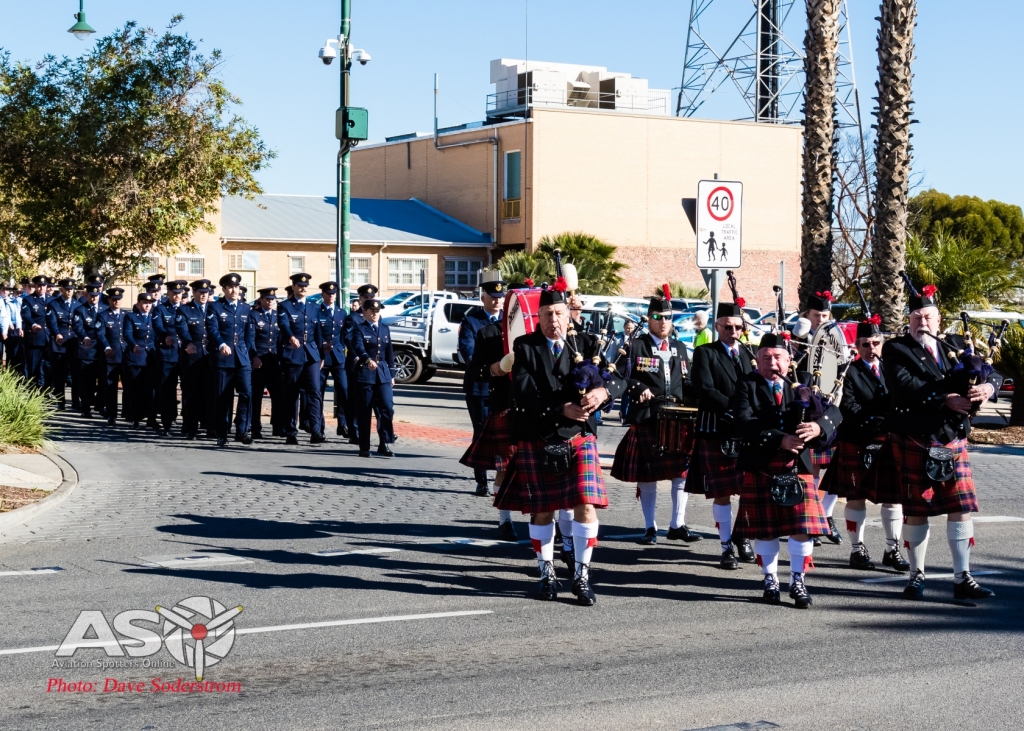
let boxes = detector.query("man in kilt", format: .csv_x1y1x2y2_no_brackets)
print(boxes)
819,318,910,571
687,301,758,569
493,281,623,606
611,288,702,545
732,333,840,608
879,284,997,601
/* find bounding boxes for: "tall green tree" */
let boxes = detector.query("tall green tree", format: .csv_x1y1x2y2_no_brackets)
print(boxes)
495,250,551,286
0,17,274,279
536,232,626,296
994,325,1024,426
910,189,1024,259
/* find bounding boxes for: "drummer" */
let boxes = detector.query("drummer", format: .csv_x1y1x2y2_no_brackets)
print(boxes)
611,286,701,545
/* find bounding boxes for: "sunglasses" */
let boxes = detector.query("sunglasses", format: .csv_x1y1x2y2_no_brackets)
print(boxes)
859,340,882,347
720,324,744,331
649,313,670,321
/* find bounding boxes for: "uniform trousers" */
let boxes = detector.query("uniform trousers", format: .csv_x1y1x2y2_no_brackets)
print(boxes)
282,359,323,437
154,359,181,428
320,363,349,428
48,350,73,405
180,356,211,435
213,365,252,438
465,394,490,485
105,363,125,420
23,346,47,387
251,353,283,435
4,335,23,371
357,380,394,452
123,354,157,423
77,358,104,413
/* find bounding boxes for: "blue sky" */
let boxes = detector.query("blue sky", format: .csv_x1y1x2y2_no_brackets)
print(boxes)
4,1,1022,206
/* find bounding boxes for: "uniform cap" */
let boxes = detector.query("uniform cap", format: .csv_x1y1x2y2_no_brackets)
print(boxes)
105,287,125,300
289,272,312,285
85,273,105,285
319,281,339,294
143,281,161,293
137,292,155,303
147,274,166,284
356,283,379,297
362,299,382,311
31,275,51,286
758,333,789,351
58,278,77,289
257,287,278,299
716,302,742,320
219,272,242,287
85,283,102,294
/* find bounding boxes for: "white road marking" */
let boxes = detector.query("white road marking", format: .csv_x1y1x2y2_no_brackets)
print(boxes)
311,547,403,558
864,515,1023,527
138,553,252,569
0,610,493,657
859,570,1004,584
0,566,63,577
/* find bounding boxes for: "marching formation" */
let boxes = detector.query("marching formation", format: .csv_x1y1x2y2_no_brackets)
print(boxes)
460,266,1001,609
0,272,397,457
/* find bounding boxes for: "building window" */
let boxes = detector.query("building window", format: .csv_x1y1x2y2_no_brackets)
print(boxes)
175,255,204,277
503,150,521,219
388,257,428,287
229,253,244,270
289,256,306,276
139,255,159,277
445,258,482,288
328,255,371,285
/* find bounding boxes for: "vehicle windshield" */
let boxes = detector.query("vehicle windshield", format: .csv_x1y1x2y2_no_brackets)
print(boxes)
381,292,414,306
395,304,426,317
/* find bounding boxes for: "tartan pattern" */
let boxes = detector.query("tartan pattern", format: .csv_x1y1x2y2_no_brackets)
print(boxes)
460,409,516,472
818,437,888,501
494,433,607,514
733,453,830,540
810,444,836,469
886,433,978,517
684,438,743,499
610,421,688,483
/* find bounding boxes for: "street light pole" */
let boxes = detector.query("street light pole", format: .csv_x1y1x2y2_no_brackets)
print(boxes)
336,0,352,299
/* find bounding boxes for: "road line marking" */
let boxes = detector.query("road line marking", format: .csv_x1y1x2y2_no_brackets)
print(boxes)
859,570,1004,584
0,610,494,657
137,553,252,569
864,516,1023,527
310,547,403,558
0,566,63,577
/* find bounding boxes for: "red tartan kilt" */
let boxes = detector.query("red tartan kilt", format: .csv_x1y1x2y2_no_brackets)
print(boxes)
684,438,742,499
818,437,887,501
610,421,689,483
460,410,516,472
494,434,607,514
886,433,978,517
732,454,830,540
810,444,836,469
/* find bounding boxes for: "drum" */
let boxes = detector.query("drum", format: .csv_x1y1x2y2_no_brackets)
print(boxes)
808,321,852,403
656,404,698,455
502,287,541,354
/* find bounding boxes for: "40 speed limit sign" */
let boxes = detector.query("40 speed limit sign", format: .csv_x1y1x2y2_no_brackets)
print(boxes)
695,180,743,269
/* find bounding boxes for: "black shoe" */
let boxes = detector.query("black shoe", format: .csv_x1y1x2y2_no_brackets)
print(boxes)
813,537,822,547
337,424,349,438
216,437,228,448
131,420,141,429
571,565,597,606
272,429,285,438
497,521,517,542
300,421,311,433
184,431,197,440
376,443,393,457
159,427,170,437
251,430,263,440
953,572,995,600
56,402,66,412
720,545,740,570
348,437,360,445
825,517,843,545
734,537,757,563
146,419,158,430
640,527,658,544
107,418,116,427
474,483,490,497
903,570,925,600
310,433,327,445
882,547,911,572
560,541,575,571
761,575,782,604
234,431,245,442
240,432,253,445
81,410,92,419
358,450,370,458
789,574,813,608
285,435,299,445
536,562,559,601
849,546,875,570
666,525,703,542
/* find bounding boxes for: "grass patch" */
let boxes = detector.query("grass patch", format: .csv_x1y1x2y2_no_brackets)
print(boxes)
0,368,54,449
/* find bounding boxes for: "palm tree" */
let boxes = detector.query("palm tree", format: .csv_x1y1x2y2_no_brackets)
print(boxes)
870,0,918,328
995,326,1024,426
495,250,551,286
536,232,626,296
799,0,842,311
654,282,709,300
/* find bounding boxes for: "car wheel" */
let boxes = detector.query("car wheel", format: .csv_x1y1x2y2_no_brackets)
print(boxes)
416,365,438,384
393,350,423,384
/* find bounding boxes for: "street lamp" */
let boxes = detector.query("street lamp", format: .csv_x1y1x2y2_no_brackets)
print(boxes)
319,1,369,301
67,0,96,40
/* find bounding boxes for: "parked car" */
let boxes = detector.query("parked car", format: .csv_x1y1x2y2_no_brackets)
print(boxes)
379,290,459,318
577,296,651,322
383,299,482,384
1000,377,1015,401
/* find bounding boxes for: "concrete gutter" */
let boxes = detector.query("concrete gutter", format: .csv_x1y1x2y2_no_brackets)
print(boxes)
0,453,78,531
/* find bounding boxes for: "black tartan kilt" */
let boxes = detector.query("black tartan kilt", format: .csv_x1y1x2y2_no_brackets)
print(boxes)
684,438,743,499
610,420,688,483
732,454,830,541
819,437,888,502
460,409,516,472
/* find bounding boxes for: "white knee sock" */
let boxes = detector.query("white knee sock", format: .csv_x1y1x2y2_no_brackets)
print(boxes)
947,520,974,582
844,506,867,549
754,538,780,575
528,522,555,572
637,482,658,530
903,521,930,575
880,504,903,550
497,509,512,524
821,491,839,518
572,520,599,567
558,510,574,552
712,502,734,549
787,537,814,585
669,478,688,529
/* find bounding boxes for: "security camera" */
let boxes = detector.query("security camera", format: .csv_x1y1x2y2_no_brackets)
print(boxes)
318,43,337,65
352,49,371,65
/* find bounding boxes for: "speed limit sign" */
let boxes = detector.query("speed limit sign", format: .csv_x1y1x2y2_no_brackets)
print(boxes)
695,179,742,269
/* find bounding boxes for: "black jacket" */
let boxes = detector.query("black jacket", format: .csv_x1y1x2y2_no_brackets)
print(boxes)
623,333,690,425
509,329,624,441
836,358,889,445
690,339,757,437
732,371,841,474
467,321,511,411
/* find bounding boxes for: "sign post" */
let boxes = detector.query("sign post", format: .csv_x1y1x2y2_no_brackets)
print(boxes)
695,180,743,341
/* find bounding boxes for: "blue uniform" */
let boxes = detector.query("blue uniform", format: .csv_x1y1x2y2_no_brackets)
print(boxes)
20,293,50,385
248,305,283,436
178,300,211,437
72,301,104,414
2,295,24,372
458,307,498,487
205,299,255,439
47,295,80,408
318,302,350,431
347,317,396,452
97,306,128,422
122,309,157,424
152,302,191,429
277,297,324,438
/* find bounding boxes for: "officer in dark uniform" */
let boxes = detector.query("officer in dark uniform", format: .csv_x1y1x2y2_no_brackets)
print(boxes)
317,281,350,438
347,298,395,458
146,274,166,302
122,292,158,429
342,283,379,445
239,285,248,304
98,288,127,426
249,286,283,439
179,279,213,440
21,275,52,386
205,273,255,447
46,278,79,409
72,283,105,418
277,272,325,445
458,272,506,495
151,281,192,436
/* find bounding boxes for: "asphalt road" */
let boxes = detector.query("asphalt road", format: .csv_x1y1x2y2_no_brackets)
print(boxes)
1,374,1023,730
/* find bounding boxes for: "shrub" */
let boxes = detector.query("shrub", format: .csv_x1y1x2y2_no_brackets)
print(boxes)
0,368,54,449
